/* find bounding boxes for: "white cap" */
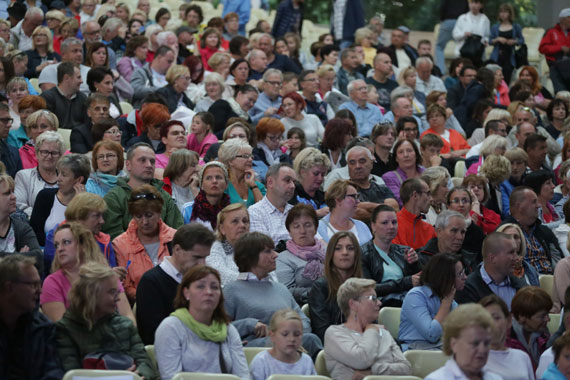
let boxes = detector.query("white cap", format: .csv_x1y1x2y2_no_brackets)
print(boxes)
560,8,570,19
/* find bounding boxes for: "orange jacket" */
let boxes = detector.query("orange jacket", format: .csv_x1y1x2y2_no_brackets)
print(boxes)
113,219,176,301
421,128,470,155
392,207,436,250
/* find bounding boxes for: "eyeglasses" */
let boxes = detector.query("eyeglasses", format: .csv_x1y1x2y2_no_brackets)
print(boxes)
345,193,359,200
360,294,380,302
38,149,61,158
131,193,158,201
266,134,282,142
15,280,41,289
450,198,471,204
265,80,282,86
235,153,253,159
104,129,122,135
96,153,117,160
0,117,13,125
456,268,466,278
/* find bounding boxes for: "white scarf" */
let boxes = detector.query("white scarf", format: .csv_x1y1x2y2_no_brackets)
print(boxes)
227,98,249,119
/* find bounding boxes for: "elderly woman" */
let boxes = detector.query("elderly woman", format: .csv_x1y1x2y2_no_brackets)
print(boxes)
117,36,149,82
41,222,132,323
382,138,425,207
291,148,331,217
463,174,502,234
156,65,194,113
224,231,323,358
24,26,60,78
424,304,499,380
208,52,232,81
182,161,231,229
276,204,325,305
421,104,470,158
205,203,250,286
361,204,421,307
324,277,411,380
7,77,29,128
218,139,265,207
209,85,258,138
496,223,539,287
399,253,465,351
56,262,157,379
421,166,451,225
446,187,485,255
7,95,46,149
280,92,324,147
155,265,248,380
127,103,170,153
30,154,91,246
162,149,200,214
85,141,125,197
19,109,58,169
479,154,512,217
320,118,356,170
524,170,560,225
397,68,427,111
195,73,226,113
154,121,187,177
253,117,291,173
500,147,528,216
113,185,177,302
318,179,372,244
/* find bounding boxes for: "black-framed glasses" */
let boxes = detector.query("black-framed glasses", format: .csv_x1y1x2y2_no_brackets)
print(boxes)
38,149,61,158
0,117,13,124
131,193,158,201
266,134,282,142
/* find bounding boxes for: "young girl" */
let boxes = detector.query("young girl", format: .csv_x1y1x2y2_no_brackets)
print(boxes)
187,111,218,159
285,127,306,160
249,309,317,380
199,28,221,72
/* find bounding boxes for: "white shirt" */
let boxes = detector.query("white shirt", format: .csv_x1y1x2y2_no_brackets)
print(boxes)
45,194,66,235
416,75,447,95
486,348,534,380
466,142,483,158
10,20,33,51
38,63,91,96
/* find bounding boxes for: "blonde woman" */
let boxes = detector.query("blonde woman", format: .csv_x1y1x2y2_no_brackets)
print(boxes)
156,64,194,113
421,166,451,225
292,147,331,217
398,66,427,110
25,26,60,78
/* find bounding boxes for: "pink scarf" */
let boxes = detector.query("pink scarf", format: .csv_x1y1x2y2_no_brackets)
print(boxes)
285,239,326,280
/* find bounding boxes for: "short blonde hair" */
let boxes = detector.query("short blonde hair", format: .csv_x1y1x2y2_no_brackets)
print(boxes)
216,203,248,241
204,71,225,88
26,109,59,135
293,147,331,178
496,223,527,258
337,277,376,317
354,27,373,45
480,154,511,184
208,52,231,71
325,179,356,210
504,147,528,164
480,135,507,157
0,173,14,191
397,66,417,86
32,26,53,52
165,64,190,86
218,139,252,168
316,64,335,77
269,309,303,333
484,108,512,127
65,192,107,222
421,166,450,193
442,304,494,356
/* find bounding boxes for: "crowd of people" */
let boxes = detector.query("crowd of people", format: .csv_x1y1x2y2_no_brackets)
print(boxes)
1,0,570,379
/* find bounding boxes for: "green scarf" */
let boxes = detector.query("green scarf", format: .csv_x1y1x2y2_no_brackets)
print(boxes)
171,308,227,342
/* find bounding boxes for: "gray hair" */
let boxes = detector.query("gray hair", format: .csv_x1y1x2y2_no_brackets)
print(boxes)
204,72,226,88
56,154,91,183
126,142,153,161
218,139,252,167
293,147,331,177
435,210,465,230
25,7,44,19
485,63,502,75
61,37,82,53
101,17,123,36
337,278,376,317
347,79,365,95
262,68,283,82
416,56,433,68
480,135,507,157
156,30,177,47
145,24,164,50
199,161,229,186
35,131,65,154
346,145,374,162
259,33,273,44
421,166,450,193
247,49,265,61
390,85,413,105
266,162,294,180
0,254,37,292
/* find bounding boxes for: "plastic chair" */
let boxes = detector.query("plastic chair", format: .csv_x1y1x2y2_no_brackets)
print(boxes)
454,160,466,178
539,274,554,298
119,101,134,115
243,347,270,365
57,128,71,151
548,313,561,335
363,376,422,380
145,345,156,369
403,349,449,379
62,369,142,379
378,307,401,339
172,374,240,380
301,304,310,318
314,350,329,377
267,376,331,380
29,78,41,94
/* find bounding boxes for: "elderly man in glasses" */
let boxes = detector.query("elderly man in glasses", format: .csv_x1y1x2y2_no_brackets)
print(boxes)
249,68,283,125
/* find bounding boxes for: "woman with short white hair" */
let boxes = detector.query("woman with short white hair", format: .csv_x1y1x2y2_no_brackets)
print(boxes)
195,72,227,112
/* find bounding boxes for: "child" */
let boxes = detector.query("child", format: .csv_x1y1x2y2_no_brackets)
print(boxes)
187,112,218,159
284,127,306,160
199,28,221,72
249,309,316,380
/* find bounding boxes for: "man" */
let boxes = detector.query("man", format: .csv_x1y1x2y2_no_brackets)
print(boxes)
247,49,268,81
136,224,215,344
336,47,365,96
249,163,297,245
385,95,424,133
131,46,175,108
338,79,384,137
82,20,117,70
383,27,418,72
0,103,22,178
38,37,90,95
102,143,183,239
417,39,432,56
514,122,536,148
9,6,43,51
502,186,562,275
507,109,560,159
40,62,88,129
415,57,446,95
524,134,550,172
299,70,333,126
393,178,436,249
539,8,570,93
366,53,398,111
271,0,304,38
368,14,385,47
447,64,477,110
456,232,526,308
176,26,194,60
0,255,63,379
155,31,179,61
249,69,282,124
70,94,110,153
258,33,301,74
419,210,479,274
466,119,508,158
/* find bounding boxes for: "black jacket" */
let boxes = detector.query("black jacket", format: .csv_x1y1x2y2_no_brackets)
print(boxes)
126,132,166,154
40,87,88,129
447,82,466,111
0,139,23,178
69,121,93,154
24,49,60,78
419,237,480,275
0,217,43,275
308,277,344,342
29,188,58,246
155,84,195,113
360,240,421,304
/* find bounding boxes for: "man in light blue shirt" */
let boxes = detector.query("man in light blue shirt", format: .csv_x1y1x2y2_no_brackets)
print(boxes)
338,79,384,137
249,68,283,125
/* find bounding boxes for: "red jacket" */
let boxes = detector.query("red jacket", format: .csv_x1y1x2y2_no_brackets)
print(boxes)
392,207,436,250
469,206,501,235
539,23,570,63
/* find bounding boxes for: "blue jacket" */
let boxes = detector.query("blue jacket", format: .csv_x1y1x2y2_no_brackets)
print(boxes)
542,362,566,380
490,23,524,66
500,179,515,219
271,0,303,38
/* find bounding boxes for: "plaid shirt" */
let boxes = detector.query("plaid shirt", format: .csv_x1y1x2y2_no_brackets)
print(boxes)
523,226,553,275
248,196,292,245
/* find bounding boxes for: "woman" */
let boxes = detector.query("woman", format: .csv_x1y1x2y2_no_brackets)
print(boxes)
324,277,411,380
456,71,495,132
224,232,323,358
463,174,502,234
361,204,421,307
155,265,248,380
286,127,306,161
320,118,356,170
54,18,79,55
113,185,177,302
480,295,536,380
116,3,131,25
162,149,200,214
399,253,466,351
156,64,194,113
7,77,29,129
518,65,553,111
19,110,58,169
218,138,265,207
194,72,226,112
25,26,60,78
316,64,337,100
446,187,485,255
85,42,108,68
490,4,524,86
425,90,465,137
199,28,222,72
55,262,157,379
15,131,63,217
253,117,291,174
291,148,330,217
506,286,553,369
86,140,125,197
541,334,570,380
276,204,325,305
45,9,64,42
127,103,170,154
496,223,539,287
208,52,232,82
397,67,427,111
465,135,508,176
501,148,528,216
182,161,231,229
382,138,425,207
524,170,560,225
424,303,500,380
144,24,164,62
154,121,187,177
209,84,257,138
8,95,47,150
41,222,132,323
0,57,15,96
370,121,396,177
155,8,171,28
445,58,468,90
306,231,361,340
487,63,511,106
86,66,122,118
452,0,490,65
421,166,451,225
89,119,124,154
117,36,148,82
203,118,253,163
284,32,306,70
318,180,372,244
279,92,324,148
546,99,569,142
421,104,470,158
228,58,250,88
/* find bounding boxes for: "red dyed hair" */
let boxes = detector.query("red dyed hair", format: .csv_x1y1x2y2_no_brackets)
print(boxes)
140,103,170,133
519,66,542,95
278,92,306,115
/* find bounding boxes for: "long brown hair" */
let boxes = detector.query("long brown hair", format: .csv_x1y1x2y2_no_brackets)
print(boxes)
324,231,362,300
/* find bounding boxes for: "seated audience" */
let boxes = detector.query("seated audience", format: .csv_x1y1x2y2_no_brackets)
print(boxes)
154,121,187,177
19,109,58,170
209,84,258,138
338,79,385,137
155,64,195,113
382,138,424,207
524,170,561,225
290,147,330,216
422,103,470,158
496,223,539,287
478,154,512,217
279,92,324,146
541,333,570,380
131,46,176,108
162,149,200,214
446,187,485,255
86,141,125,197
69,93,110,154
249,69,283,125
252,117,291,174
117,35,149,82
194,73,226,113
7,95,46,150
321,118,356,171
187,112,218,158
127,103,170,154
501,148,528,217
421,166,451,225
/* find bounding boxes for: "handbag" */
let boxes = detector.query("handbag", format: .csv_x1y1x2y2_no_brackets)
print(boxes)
83,352,134,370
514,43,528,68
460,34,485,63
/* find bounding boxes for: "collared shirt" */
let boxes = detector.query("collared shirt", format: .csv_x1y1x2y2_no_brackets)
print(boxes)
56,85,77,100
10,20,33,51
151,68,167,88
416,75,447,95
249,92,282,124
522,225,553,274
480,264,516,309
236,271,278,282
338,100,384,137
248,196,293,245
159,256,183,284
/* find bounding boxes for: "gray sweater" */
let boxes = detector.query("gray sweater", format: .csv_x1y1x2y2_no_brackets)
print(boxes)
275,250,318,305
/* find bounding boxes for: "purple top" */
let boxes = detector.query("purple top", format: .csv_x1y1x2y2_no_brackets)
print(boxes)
381,166,425,207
